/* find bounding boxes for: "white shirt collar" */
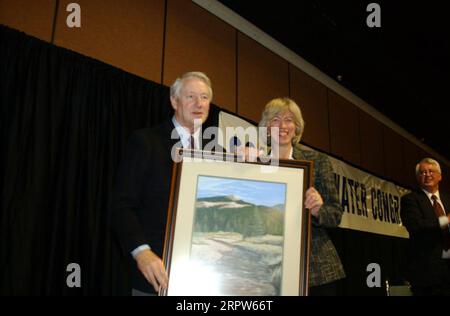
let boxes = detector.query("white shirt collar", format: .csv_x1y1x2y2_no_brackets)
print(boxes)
172,116,200,149
422,189,441,202
269,147,294,160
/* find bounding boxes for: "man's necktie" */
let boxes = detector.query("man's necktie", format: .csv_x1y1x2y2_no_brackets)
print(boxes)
189,135,195,150
431,195,450,250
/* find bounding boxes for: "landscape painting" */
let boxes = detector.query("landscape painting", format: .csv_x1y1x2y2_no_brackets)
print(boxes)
190,175,287,296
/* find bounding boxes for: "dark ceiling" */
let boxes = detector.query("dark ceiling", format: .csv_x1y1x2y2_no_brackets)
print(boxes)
218,0,450,160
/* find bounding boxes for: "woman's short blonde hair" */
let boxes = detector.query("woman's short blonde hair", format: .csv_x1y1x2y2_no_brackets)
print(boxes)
258,97,305,145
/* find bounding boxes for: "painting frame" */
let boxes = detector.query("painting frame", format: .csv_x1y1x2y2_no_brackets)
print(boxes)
161,150,312,296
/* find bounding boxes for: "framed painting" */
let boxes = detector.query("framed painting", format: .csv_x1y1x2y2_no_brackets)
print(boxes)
161,151,312,296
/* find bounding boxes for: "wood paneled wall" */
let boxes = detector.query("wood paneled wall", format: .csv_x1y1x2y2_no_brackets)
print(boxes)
163,0,236,112
359,111,384,176
328,90,361,166
54,0,165,83
290,65,330,152
0,0,55,41
1,0,445,187
383,127,406,185
237,33,289,122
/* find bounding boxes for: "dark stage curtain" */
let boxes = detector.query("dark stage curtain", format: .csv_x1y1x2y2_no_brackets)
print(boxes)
329,228,408,295
0,24,406,296
0,25,224,295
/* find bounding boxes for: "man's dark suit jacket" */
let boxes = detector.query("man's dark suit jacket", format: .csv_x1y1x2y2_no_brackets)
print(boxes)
110,119,222,293
400,189,450,287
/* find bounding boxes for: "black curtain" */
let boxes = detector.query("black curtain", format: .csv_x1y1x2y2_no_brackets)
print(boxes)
329,228,408,295
0,25,214,295
1,24,406,296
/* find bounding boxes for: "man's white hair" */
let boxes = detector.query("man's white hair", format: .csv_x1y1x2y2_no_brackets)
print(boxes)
415,157,441,175
170,71,213,100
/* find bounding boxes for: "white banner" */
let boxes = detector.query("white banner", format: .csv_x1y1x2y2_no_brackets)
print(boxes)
218,111,410,238
326,150,409,238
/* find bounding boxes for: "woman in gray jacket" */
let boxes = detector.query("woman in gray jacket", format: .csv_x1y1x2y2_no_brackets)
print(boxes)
258,97,346,295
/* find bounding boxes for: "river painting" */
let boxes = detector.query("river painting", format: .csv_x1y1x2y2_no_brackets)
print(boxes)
190,176,286,296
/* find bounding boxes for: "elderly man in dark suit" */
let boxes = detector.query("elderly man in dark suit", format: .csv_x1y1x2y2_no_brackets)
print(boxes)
111,72,218,295
401,157,450,295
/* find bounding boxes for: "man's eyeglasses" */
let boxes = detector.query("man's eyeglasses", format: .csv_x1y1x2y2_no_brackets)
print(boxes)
418,170,439,176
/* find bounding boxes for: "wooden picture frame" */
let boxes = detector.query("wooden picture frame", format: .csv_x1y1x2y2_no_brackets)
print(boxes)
161,151,312,296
